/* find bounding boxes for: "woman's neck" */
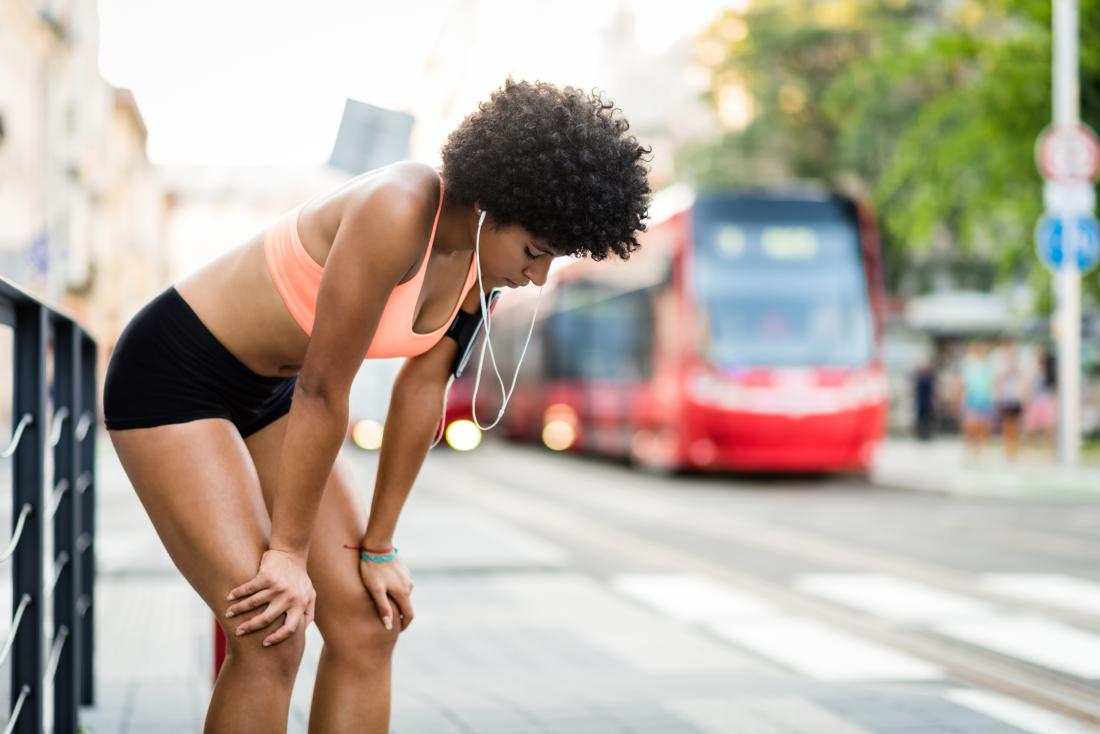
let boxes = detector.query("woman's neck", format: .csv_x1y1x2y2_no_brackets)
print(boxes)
432,190,478,256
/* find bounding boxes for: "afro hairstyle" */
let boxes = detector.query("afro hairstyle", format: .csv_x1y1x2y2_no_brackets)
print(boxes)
440,78,652,261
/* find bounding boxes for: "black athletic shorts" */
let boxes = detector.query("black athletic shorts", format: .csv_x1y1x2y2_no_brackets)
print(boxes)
103,285,297,437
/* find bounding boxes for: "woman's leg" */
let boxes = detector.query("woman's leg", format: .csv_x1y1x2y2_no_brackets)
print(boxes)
109,419,307,734
1002,411,1021,459
979,416,993,456
244,415,401,734
963,412,978,456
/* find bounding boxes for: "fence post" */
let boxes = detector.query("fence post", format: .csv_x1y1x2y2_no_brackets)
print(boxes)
50,319,81,733
78,334,97,708
11,301,47,734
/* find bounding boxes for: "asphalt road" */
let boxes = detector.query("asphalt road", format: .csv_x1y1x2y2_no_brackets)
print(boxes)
393,437,1100,733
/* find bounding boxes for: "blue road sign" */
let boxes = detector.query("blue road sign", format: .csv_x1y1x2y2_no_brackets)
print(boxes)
1035,213,1100,272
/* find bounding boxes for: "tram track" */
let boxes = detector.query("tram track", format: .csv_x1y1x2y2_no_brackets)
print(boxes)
427,452,1100,728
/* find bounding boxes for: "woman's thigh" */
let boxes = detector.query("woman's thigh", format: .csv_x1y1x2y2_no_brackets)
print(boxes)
108,418,305,661
243,415,401,652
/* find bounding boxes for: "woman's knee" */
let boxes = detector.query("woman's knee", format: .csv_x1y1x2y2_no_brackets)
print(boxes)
317,607,400,665
221,617,307,681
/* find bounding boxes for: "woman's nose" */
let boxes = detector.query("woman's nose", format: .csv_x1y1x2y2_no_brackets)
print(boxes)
523,259,551,286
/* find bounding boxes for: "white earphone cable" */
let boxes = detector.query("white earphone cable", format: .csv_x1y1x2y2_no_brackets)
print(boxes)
430,209,544,445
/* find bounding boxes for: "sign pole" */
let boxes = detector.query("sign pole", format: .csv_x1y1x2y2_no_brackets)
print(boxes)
1057,224,1081,464
1053,0,1081,465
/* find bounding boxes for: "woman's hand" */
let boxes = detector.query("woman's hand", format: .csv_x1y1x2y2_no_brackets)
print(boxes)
359,552,415,631
225,548,316,647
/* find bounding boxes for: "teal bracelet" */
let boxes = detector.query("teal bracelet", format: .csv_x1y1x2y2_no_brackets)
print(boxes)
360,547,399,563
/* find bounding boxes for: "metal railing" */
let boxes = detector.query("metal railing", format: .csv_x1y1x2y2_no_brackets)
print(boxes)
1,275,97,734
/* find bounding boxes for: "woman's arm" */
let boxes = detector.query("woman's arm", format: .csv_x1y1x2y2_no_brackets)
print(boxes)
362,284,481,549
227,164,437,646
267,172,437,557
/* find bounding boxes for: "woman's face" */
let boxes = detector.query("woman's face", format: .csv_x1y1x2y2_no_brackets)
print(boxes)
476,217,560,290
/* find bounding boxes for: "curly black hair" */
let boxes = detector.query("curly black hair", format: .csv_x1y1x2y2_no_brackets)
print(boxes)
440,78,652,261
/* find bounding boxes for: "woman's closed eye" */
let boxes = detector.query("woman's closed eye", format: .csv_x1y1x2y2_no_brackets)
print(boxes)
524,246,540,259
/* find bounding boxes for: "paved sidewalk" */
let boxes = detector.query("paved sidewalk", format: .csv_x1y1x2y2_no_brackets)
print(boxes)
78,432,1099,733
872,438,1100,500
80,432,577,733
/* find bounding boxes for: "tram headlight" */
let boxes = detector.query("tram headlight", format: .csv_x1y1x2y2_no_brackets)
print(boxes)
542,420,576,451
351,419,384,450
445,419,482,451
542,403,578,451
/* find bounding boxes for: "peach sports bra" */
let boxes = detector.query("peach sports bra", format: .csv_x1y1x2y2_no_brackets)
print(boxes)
263,174,478,360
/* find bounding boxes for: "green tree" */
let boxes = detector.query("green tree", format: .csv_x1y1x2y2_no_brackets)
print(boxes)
680,0,1100,303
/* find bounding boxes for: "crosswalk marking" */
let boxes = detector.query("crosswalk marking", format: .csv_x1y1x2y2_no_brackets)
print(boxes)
796,573,995,623
709,617,944,682
980,574,1100,616
611,573,940,680
612,573,774,622
946,689,1100,734
933,616,1100,678
613,571,1100,683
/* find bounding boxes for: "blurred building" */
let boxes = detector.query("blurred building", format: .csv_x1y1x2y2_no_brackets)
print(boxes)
156,164,348,285
0,0,168,352
0,0,58,291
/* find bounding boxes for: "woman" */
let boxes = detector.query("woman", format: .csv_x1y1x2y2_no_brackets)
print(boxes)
102,79,651,733
1024,345,1057,453
994,340,1027,459
959,341,995,458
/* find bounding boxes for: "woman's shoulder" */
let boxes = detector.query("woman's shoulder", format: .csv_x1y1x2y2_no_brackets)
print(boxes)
324,162,442,278
348,161,441,217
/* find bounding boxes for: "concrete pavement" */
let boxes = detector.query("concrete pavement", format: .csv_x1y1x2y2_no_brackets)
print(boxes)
77,431,1100,733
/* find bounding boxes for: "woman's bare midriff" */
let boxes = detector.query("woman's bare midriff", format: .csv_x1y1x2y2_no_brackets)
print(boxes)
174,234,312,379
172,184,473,379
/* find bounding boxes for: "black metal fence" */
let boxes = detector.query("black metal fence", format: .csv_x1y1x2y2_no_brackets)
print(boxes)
1,275,97,734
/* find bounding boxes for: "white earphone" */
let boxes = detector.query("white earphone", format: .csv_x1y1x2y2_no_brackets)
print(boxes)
430,208,543,447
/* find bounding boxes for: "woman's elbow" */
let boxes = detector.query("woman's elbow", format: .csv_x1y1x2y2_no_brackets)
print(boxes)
294,380,350,425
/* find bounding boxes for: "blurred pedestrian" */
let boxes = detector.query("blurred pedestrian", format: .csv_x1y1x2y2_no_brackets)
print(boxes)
101,79,652,733
913,357,937,441
936,345,962,434
1024,346,1057,454
959,341,995,458
994,339,1026,460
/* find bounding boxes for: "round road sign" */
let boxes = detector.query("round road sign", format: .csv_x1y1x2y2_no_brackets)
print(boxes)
1035,213,1100,273
1035,123,1100,182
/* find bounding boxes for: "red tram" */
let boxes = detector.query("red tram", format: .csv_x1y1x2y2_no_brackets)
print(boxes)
442,186,888,473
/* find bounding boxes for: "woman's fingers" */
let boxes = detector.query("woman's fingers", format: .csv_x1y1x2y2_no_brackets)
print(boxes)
225,549,314,644
225,588,275,618
263,607,305,647
304,596,316,628
234,597,289,637
390,593,415,631
366,584,394,630
226,572,270,602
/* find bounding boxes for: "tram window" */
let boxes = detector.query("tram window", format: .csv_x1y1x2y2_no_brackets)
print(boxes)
544,287,655,381
545,310,587,379
584,292,652,381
